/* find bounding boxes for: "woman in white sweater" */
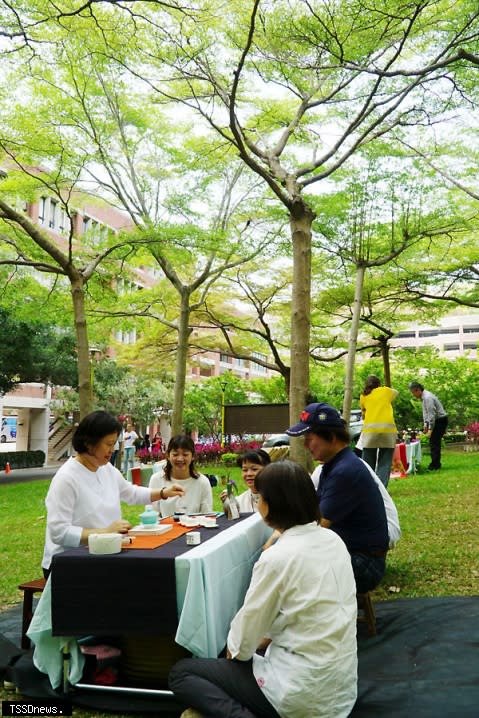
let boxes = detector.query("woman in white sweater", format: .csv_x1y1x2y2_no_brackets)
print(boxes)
149,434,213,517
42,411,183,576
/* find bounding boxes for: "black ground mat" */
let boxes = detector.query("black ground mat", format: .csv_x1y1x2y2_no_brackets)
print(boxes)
3,596,479,716
352,595,479,718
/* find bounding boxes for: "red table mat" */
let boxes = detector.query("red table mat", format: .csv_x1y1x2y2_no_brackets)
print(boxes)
122,518,193,550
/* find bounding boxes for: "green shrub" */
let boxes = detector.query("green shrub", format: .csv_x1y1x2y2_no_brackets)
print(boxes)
0,450,45,470
221,452,239,467
444,432,467,444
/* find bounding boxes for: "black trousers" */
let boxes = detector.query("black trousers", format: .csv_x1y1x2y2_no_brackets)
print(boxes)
429,416,448,469
169,657,281,718
350,552,386,593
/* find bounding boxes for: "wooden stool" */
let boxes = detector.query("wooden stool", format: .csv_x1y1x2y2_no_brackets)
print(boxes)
357,591,377,637
18,578,46,649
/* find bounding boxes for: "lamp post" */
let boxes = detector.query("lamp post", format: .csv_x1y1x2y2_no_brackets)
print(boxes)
220,380,228,448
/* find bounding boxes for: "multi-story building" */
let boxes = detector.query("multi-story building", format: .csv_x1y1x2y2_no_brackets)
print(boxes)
392,312,479,358
189,349,272,381
1,176,275,459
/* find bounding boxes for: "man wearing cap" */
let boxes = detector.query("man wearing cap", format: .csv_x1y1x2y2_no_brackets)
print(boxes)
286,402,389,594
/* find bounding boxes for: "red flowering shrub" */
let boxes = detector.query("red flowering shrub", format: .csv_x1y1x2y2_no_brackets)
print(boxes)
194,438,263,464
465,421,479,443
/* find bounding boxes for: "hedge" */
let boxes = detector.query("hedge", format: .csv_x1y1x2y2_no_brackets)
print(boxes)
0,450,46,470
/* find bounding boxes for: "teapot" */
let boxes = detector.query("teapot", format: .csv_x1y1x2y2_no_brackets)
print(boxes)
140,504,159,525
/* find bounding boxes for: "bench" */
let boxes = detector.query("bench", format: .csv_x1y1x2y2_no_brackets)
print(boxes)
18,578,46,649
357,591,377,637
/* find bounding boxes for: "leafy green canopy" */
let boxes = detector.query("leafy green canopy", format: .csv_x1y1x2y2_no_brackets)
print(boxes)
0,307,77,394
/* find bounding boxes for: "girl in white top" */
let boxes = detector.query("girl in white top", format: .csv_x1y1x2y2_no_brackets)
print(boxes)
42,411,183,574
149,435,213,518
222,449,271,513
169,460,358,718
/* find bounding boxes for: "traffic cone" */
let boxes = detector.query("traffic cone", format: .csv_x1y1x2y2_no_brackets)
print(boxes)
5,462,11,475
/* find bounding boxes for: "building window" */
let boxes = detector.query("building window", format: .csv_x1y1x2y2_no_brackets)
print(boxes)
49,199,57,229
444,344,460,351
58,207,66,234
418,330,439,337
220,353,231,363
251,362,267,374
463,326,479,334
100,224,109,243
250,351,267,374
114,328,136,345
463,342,477,350
397,331,416,338
440,328,459,335
38,197,47,224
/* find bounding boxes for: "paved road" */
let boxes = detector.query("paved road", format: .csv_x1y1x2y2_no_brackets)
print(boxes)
0,465,60,484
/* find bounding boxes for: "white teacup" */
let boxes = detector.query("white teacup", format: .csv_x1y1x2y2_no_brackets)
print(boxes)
181,516,199,527
201,516,217,528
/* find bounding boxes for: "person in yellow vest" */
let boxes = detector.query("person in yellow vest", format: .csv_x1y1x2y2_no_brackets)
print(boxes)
360,375,398,487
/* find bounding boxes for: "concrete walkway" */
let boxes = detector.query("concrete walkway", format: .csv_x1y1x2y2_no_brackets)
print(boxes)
0,465,60,485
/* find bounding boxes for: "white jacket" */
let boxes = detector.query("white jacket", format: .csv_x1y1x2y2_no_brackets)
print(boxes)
228,522,357,718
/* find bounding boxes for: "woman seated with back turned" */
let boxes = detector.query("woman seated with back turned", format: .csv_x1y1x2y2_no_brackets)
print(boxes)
169,460,358,718
149,434,213,517
42,411,184,578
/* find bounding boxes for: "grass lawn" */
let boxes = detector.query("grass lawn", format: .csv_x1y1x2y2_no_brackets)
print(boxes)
1,448,478,608
0,448,478,713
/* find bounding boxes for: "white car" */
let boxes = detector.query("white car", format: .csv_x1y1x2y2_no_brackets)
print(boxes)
262,410,364,448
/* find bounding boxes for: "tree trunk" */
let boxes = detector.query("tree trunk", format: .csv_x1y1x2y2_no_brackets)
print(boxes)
342,265,365,422
70,276,92,418
288,202,314,468
171,290,191,435
379,337,392,387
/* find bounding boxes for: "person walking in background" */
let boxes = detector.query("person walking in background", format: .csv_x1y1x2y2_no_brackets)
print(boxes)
360,375,398,487
123,421,139,474
409,381,448,471
109,427,123,468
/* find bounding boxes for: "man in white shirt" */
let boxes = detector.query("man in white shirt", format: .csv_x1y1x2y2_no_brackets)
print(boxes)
122,422,139,474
